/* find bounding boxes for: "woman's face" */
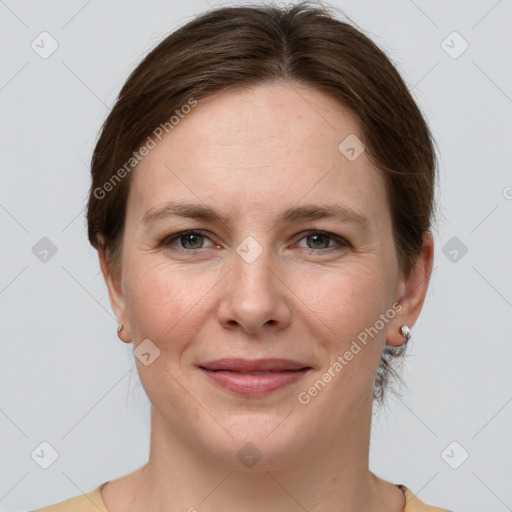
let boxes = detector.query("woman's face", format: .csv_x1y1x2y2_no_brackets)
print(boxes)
102,82,431,468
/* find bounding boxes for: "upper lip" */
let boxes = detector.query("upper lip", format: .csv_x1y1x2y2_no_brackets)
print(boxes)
199,358,311,372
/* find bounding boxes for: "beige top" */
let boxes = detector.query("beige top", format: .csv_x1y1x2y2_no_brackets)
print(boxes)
32,482,453,511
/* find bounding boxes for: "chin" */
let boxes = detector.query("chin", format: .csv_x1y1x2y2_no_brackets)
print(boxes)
191,412,313,472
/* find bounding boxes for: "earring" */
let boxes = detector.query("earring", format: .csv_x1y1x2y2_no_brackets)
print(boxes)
117,323,124,342
400,325,411,343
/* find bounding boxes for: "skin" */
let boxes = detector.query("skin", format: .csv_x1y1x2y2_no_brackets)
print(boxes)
98,81,434,512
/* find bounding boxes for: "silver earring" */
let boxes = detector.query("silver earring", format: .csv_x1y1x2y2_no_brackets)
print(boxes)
400,325,411,343
117,323,123,332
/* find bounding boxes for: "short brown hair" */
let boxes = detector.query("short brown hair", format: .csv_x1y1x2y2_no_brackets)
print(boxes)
87,1,438,402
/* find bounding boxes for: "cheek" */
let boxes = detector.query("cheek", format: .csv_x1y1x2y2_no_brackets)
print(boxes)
122,258,220,344
294,259,391,334
297,259,396,399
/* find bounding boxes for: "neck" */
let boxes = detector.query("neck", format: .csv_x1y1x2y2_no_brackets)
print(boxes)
116,395,405,512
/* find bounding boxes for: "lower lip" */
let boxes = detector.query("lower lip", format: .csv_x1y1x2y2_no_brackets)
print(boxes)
200,368,310,396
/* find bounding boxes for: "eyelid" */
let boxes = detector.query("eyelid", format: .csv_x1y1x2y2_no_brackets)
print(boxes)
162,229,216,249
293,230,351,249
161,229,350,251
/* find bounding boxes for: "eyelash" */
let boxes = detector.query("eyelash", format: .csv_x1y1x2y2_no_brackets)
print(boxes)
160,229,351,253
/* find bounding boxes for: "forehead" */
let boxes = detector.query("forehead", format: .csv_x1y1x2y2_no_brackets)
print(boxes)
127,82,389,228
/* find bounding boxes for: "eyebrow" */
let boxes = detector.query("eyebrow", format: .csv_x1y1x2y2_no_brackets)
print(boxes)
142,201,369,228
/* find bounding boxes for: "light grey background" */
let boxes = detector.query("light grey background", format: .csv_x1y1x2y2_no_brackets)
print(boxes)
1,0,511,511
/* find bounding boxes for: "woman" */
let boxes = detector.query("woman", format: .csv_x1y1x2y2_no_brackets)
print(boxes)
34,2,449,510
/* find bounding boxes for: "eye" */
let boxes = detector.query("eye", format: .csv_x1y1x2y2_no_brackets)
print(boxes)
294,230,350,251
161,230,215,250
160,229,350,253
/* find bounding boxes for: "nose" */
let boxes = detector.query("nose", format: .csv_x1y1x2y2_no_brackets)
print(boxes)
217,246,292,335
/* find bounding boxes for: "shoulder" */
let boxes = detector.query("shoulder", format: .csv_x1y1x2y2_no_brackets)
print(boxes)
32,482,454,512
400,485,454,512
31,483,108,512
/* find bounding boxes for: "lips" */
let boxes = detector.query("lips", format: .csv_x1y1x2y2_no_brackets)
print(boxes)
199,358,311,373
199,358,312,396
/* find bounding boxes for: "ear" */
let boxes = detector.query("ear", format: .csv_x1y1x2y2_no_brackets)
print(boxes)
97,237,132,343
387,231,434,346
